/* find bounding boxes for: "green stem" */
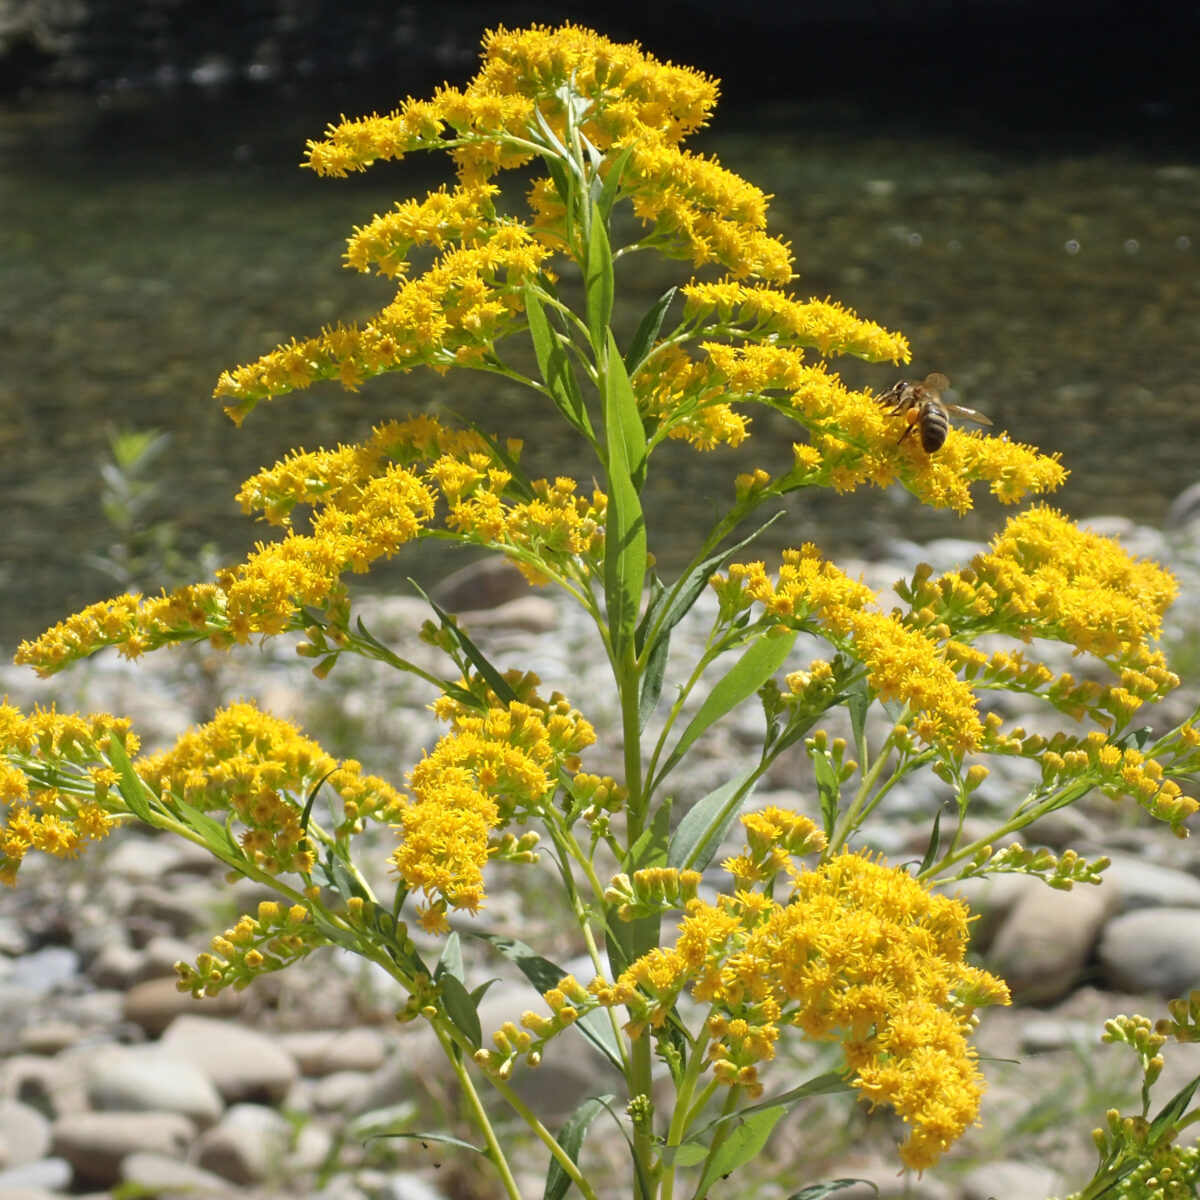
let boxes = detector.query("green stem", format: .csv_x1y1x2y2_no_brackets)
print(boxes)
661,1021,715,1200
431,1023,523,1200
487,1070,604,1200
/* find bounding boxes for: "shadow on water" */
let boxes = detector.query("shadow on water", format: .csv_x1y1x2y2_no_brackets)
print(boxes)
3,80,1200,649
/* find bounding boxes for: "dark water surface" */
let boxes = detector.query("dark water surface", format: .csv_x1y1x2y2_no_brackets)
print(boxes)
3,90,1200,649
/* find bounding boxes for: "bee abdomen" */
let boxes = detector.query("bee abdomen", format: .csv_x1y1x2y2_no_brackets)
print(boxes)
919,405,949,452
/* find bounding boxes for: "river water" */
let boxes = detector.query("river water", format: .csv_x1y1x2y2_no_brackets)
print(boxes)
3,89,1200,649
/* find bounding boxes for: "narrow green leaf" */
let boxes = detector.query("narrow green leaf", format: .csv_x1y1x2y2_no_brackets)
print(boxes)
624,286,678,376
697,1105,787,1195
658,630,797,783
636,511,785,658
435,931,466,983
544,1095,615,1200
667,769,757,873
438,972,481,1050
694,1072,850,1140
813,748,841,837
299,768,337,837
1149,1074,1200,1141
918,805,945,876
465,931,623,1069
638,627,671,732
602,332,648,658
584,209,614,350
367,1129,485,1154
844,670,871,766
594,141,636,221
524,285,592,438
786,1180,879,1200
106,735,156,825
410,583,518,706
172,796,242,860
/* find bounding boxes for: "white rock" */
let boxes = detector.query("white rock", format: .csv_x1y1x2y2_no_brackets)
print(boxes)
1098,907,1200,995
988,881,1119,1003
1102,853,1200,911
961,1159,1065,1200
85,1047,224,1127
0,1155,72,1193
51,1111,196,1188
122,1150,244,1197
0,1099,51,1167
195,1103,292,1185
278,1028,391,1077
159,1016,300,1104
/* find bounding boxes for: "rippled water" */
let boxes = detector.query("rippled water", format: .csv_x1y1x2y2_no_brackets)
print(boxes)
3,90,1199,649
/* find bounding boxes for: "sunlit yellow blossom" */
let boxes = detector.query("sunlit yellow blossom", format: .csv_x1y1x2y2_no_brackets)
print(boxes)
683,283,910,363
217,231,552,417
138,702,399,874
393,687,596,919
840,611,983,753
345,183,501,276
920,506,1178,665
0,705,138,882
715,545,876,623
592,845,1006,1169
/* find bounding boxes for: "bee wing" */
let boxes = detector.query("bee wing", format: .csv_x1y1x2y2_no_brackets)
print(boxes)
942,404,993,427
921,372,951,391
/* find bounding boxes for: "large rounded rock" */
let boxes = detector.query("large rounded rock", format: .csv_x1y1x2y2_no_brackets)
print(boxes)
0,1099,52,1167
123,976,247,1038
85,1047,224,1127
278,1027,390,1077
159,1016,300,1104
1098,907,1200,995
51,1111,196,1188
987,880,1119,1004
195,1103,292,1185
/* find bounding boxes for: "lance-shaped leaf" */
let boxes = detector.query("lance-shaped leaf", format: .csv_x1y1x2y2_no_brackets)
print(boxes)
624,286,677,377
655,630,797,787
106,735,157,825
584,207,614,351
543,1094,615,1200
696,1105,787,1196
525,285,592,439
465,931,623,1069
667,768,757,873
635,513,785,730
602,330,648,658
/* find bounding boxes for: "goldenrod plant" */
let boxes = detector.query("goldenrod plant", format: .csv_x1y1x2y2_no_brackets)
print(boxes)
4,24,1200,1199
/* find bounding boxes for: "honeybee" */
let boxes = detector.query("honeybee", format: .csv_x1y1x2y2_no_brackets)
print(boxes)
876,372,992,452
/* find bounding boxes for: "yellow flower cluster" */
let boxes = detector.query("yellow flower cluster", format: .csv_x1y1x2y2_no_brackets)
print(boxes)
137,702,403,874
305,24,718,180
176,899,325,998
217,226,552,417
344,182,501,276
393,686,596,932
714,547,982,752
442,471,607,583
913,506,1178,667
588,839,1008,1171
17,458,438,674
683,283,910,363
723,806,828,889
0,705,132,884
618,142,793,281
